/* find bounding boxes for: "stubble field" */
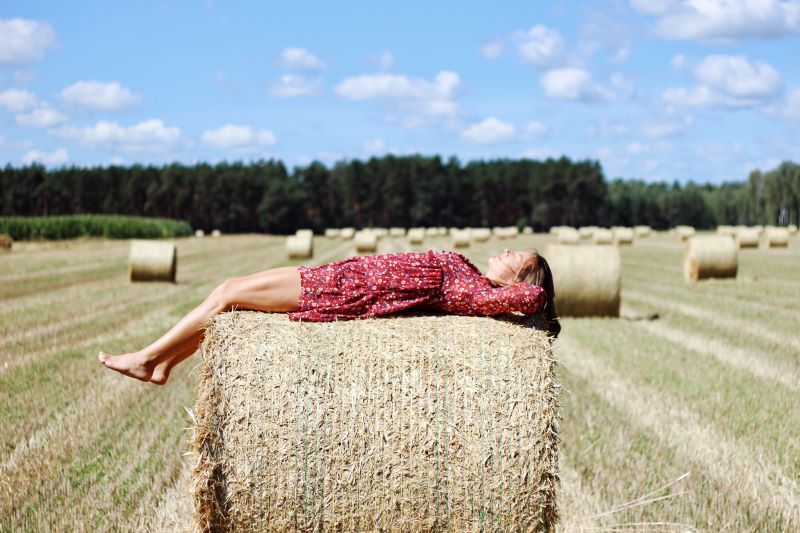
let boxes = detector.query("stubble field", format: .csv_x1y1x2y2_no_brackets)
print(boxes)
0,231,797,532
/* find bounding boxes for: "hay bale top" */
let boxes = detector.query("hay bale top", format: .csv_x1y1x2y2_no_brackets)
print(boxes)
340,227,355,239
193,311,560,532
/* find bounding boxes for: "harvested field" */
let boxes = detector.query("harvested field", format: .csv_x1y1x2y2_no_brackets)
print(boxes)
1,231,798,531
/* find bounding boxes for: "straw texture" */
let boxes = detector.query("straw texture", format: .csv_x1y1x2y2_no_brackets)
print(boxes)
0,233,11,251
683,235,737,283
191,312,560,533
591,229,613,245
736,228,760,249
766,228,789,248
128,240,177,282
612,227,634,246
545,244,621,317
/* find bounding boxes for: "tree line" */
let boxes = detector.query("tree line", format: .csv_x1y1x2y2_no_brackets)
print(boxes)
1,156,798,233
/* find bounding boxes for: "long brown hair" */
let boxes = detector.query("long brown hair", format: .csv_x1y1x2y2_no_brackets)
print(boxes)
515,251,560,338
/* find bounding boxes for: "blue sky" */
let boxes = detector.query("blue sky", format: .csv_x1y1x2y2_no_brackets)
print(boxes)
1,0,799,183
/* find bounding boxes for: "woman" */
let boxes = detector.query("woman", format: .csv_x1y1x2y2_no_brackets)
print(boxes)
99,248,559,384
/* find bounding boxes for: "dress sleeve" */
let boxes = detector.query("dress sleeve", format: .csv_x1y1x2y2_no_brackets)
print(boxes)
470,283,547,316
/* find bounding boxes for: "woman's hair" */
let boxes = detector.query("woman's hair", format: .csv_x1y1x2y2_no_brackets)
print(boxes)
515,251,561,338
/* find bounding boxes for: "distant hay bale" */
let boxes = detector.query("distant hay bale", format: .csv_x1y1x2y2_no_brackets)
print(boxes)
354,230,378,253
389,227,406,237
549,226,561,235
128,240,177,282
788,224,798,235
683,235,737,283
523,226,534,234
766,227,789,248
424,227,439,237
472,227,491,242
408,227,425,244
736,228,760,249
634,225,652,238
340,227,355,240
545,244,621,317
451,229,471,248
286,235,313,259
324,228,341,238
716,225,736,236
191,312,560,532
369,227,389,238
557,227,579,245
592,228,613,245
613,227,634,246
295,229,313,239
194,229,205,238
578,226,595,239
211,229,222,237
675,226,695,241
0,233,12,251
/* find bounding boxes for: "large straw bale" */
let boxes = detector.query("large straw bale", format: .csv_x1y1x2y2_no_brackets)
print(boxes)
613,227,634,246
408,227,425,244
557,227,579,245
0,233,12,251
736,228,760,249
340,227,355,240
683,235,737,283
324,228,341,238
128,240,177,282
592,228,613,245
286,235,313,259
389,227,406,237
191,312,560,532
788,224,798,235
472,228,491,242
766,227,789,248
451,229,471,248
634,225,652,238
194,229,205,238
354,230,378,253
675,225,695,241
545,244,620,317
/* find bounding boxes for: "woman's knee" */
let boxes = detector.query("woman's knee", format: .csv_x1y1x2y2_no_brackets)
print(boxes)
209,278,240,311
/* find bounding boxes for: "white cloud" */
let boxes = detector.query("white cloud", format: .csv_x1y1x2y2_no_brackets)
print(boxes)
21,147,69,166
610,72,635,98
363,138,385,155
480,40,504,59
540,68,614,102
53,119,181,152
0,89,39,113
335,70,462,122
0,18,57,65
642,115,693,138
16,104,67,128
60,81,142,110
630,0,800,42
590,117,630,139
514,25,565,68
461,117,516,144
524,121,548,138
671,53,686,69
663,54,783,108
279,47,325,70
13,69,36,83
267,74,320,97
201,124,277,151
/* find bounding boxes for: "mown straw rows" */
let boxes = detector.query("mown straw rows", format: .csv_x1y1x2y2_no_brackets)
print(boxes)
1,231,798,531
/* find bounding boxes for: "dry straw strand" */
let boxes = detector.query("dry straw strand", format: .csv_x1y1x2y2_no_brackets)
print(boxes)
191,312,560,532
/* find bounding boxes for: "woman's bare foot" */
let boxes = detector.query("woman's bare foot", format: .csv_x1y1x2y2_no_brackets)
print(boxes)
98,351,171,385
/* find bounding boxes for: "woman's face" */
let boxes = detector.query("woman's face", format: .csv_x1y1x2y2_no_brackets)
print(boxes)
486,249,536,285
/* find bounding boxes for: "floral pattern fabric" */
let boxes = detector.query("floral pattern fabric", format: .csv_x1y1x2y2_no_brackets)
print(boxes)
288,250,546,322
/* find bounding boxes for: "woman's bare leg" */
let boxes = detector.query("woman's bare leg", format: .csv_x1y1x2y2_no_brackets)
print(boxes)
99,266,301,384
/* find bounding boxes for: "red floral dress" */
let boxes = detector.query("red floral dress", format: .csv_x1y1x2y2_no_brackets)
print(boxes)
288,250,546,322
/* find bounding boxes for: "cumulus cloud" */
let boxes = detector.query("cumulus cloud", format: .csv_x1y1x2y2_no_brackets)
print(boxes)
13,69,36,83
16,104,67,128
0,18,57,65
21,147,69,166
524,121,548,138
663,54,783,108
335,70,462,123
279,47,325,70
540,68,614,102
201,124,277,151
514,25,566,68
480,40,504,59
671,53,686,69
60,81,142,110
642,116,693,138
461,117,516,144
52,119,181,152
0,88,39,113
630,0,800,42
267,74,320,97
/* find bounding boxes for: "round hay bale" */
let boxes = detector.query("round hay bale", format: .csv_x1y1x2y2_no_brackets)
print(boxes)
675,226,695,241
578,226,595,239
0,233,13,251
557,227,579,245
522,226,533,234
295,229,313,239
340,227,355,240
634,225,652,238
766,227,789,248
324,228,341,238
592,228,613,245
549,226,561,235
194,229,205,238
472,227,491,242
286,235,313,259
407,227,425,244
211,229,222,237
128,240,177,283
788,223,798,235
736,228,760,249
354,230,378,253
451,229,471,248
545,244,621,317
683,235,737,283
613,227,634,246
389,227,406,237
716,225,736,236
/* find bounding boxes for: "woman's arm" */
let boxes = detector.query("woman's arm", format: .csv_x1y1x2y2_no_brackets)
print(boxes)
470,283,547,316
